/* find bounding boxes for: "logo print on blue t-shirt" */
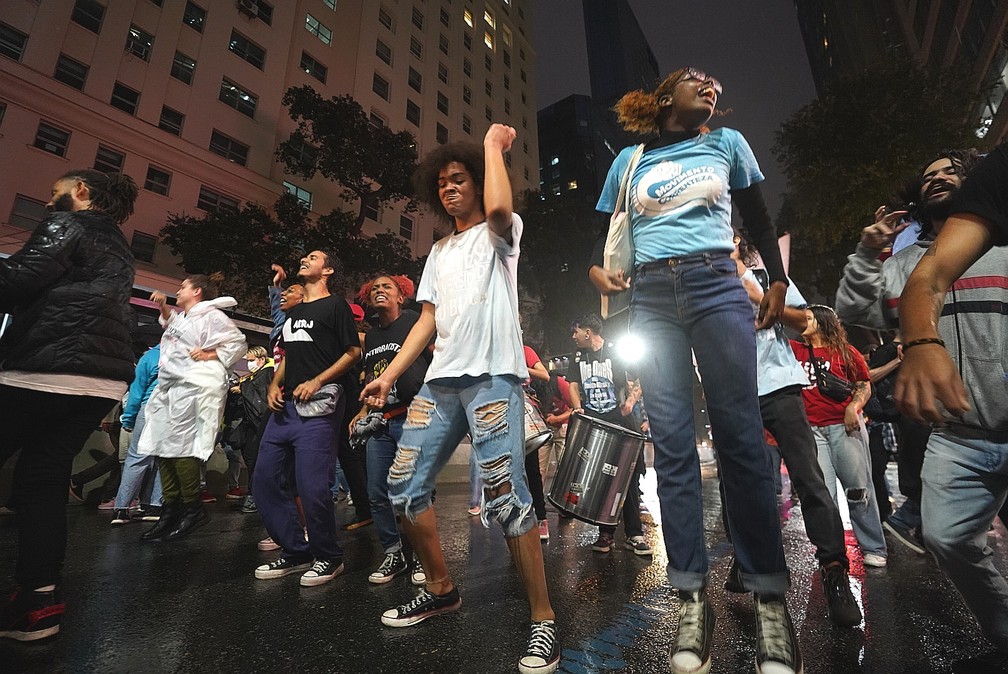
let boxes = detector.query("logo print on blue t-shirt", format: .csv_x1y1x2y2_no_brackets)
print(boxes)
632,160,723,217
583,375,617,414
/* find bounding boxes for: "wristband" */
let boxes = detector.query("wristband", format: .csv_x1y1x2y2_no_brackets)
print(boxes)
902,337,945,351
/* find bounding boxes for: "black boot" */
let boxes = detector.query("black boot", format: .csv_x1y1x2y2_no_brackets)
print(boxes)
139,501,183,542
162,501,210,542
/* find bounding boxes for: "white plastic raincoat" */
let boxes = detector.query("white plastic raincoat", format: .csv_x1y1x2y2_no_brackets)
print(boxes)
139,297,247,460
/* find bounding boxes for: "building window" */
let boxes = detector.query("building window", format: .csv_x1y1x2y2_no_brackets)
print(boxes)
523,166,529,180
485,80,492,97
410,36,423,59
463,33,472,51
33,122,70,157
9,195,47,230
502,25,512,47
503,50,510,67
521,115,527,129
440,8,450,27
250,0,273,25
484,31,494,50
464,8,474,27
0,22,28,61
408,67,422,92
438,62,449,84
110,82,140,115
483,8,495,28
71,0,105,34
485,105,492,121
504,98,510,114
197,186,239,213
437,92,449,114
364,202,380,221
503,74,510,90
369,110,387,128
485,54,492,71
183,2,206,32
462,84,472,104
130,232,157,262
399,214,414,240
372,73,390,100
125,25,154,61
306,14,332,45
519,47,525,61
219,78,257,117
158,105,184,136
520,68,526,82
209,130,249,166
288,138,317,165
54,54,89,90
378,7,394,31
323,0,336,9
283,181,312,209
439,34,450,56
300,52,327,83
94,145,125,173
406,99,420,126
412,7,424,30
0,102,5,126
463,58,472,77
376,39,392,65
462,114,471,134
144,165,171,196
436,123,448,144
171,51,196,84
229,31,266,70
522,140,528,154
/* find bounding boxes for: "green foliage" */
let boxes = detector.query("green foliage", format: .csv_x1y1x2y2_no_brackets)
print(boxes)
772,60,978,298
517,190,608,355
159,195,420,317
276,85,418,235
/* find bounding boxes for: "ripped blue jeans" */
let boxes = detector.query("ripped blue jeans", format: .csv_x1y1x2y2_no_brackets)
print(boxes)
388,374,534,538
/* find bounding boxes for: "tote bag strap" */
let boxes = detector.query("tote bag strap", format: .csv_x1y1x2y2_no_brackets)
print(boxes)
613,144,645,218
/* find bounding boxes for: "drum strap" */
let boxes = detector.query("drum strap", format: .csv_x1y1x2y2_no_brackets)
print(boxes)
383,405,409,420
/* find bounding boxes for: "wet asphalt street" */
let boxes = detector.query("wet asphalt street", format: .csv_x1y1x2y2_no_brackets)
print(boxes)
0,466,998,674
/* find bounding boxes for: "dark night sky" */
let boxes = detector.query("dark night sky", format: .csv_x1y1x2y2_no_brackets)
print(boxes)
533,0,818,218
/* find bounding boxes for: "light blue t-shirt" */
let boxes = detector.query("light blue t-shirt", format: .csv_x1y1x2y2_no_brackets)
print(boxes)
596,128,764,263
742,269,809,396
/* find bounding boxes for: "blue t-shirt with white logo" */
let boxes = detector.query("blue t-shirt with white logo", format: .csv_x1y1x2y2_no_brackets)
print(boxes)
596,128,764,264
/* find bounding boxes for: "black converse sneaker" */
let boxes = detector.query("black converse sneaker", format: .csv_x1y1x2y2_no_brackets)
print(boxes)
0,587,64,641
300,559,344,587
369,551,408,585
254,556,312,580
381,587,462,627
754,594,803,674
670,589,715,674
518,620,560,674
821,564,862,627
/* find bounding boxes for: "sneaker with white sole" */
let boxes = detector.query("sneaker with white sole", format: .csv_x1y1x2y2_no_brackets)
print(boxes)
863,553,887,568
258,536,280,552
300,559,344,587
591,533,613,553
624,536,652,556
110,509,130,526
254,556,312,580
670,589,715,674
369,551,408,585
381,587,461,627
882,520,926,555
754,594,802,674
538,520,550,541
518,620,560,674
410,554,427,586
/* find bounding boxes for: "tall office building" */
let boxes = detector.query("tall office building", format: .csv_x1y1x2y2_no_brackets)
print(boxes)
583,0,659,106
794,0,1008,145
0,0,538,295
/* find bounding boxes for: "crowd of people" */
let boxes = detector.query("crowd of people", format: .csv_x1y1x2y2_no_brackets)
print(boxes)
1,64,1007,674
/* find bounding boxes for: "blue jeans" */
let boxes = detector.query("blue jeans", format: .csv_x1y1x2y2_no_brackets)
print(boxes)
389,375,534,538
630,254,788,594
922,430,1008,650
114,407,162,509
367,416,405,553
812,422,887,557
253,400,344,562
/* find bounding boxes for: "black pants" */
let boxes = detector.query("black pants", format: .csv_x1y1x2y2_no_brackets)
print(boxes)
525,449,548,521
338,402,370,519
239,418,268,492
867,423,893,521
0,386,115,588
759,387,848,567
895,416,930,505
599,448,645,539
71,449,121,501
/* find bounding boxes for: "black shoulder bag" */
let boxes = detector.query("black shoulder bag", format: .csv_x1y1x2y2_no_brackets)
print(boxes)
806,344,855,403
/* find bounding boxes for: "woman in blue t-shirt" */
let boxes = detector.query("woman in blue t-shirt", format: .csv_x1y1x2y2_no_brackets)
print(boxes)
590,67,800,674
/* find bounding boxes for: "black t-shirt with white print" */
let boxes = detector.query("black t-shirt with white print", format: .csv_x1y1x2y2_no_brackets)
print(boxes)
362,309,430,414
566,341,634,431
280,295,359,396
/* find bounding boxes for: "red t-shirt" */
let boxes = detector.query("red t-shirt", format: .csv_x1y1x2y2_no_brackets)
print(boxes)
789,340,869,427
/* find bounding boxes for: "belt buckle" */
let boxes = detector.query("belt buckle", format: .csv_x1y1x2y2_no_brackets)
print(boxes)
666,258,679,268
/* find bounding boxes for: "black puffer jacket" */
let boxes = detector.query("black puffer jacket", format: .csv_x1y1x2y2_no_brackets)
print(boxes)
0,210,136,383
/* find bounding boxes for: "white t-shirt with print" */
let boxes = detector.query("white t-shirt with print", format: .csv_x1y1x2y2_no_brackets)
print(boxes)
416,213,529,381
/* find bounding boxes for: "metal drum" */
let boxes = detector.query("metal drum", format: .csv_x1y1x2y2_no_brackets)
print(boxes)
524,395,554,456
547,412,644,526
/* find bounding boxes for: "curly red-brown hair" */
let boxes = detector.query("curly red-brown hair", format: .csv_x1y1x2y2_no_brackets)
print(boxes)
357,273,416,306
615,68,726,135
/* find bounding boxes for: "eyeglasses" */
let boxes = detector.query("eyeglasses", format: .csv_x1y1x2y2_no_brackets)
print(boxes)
678,67,722,95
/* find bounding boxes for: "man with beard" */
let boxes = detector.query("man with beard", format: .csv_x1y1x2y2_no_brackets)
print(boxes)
835,149,980,553
252,251,361,587
0,169,137,640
